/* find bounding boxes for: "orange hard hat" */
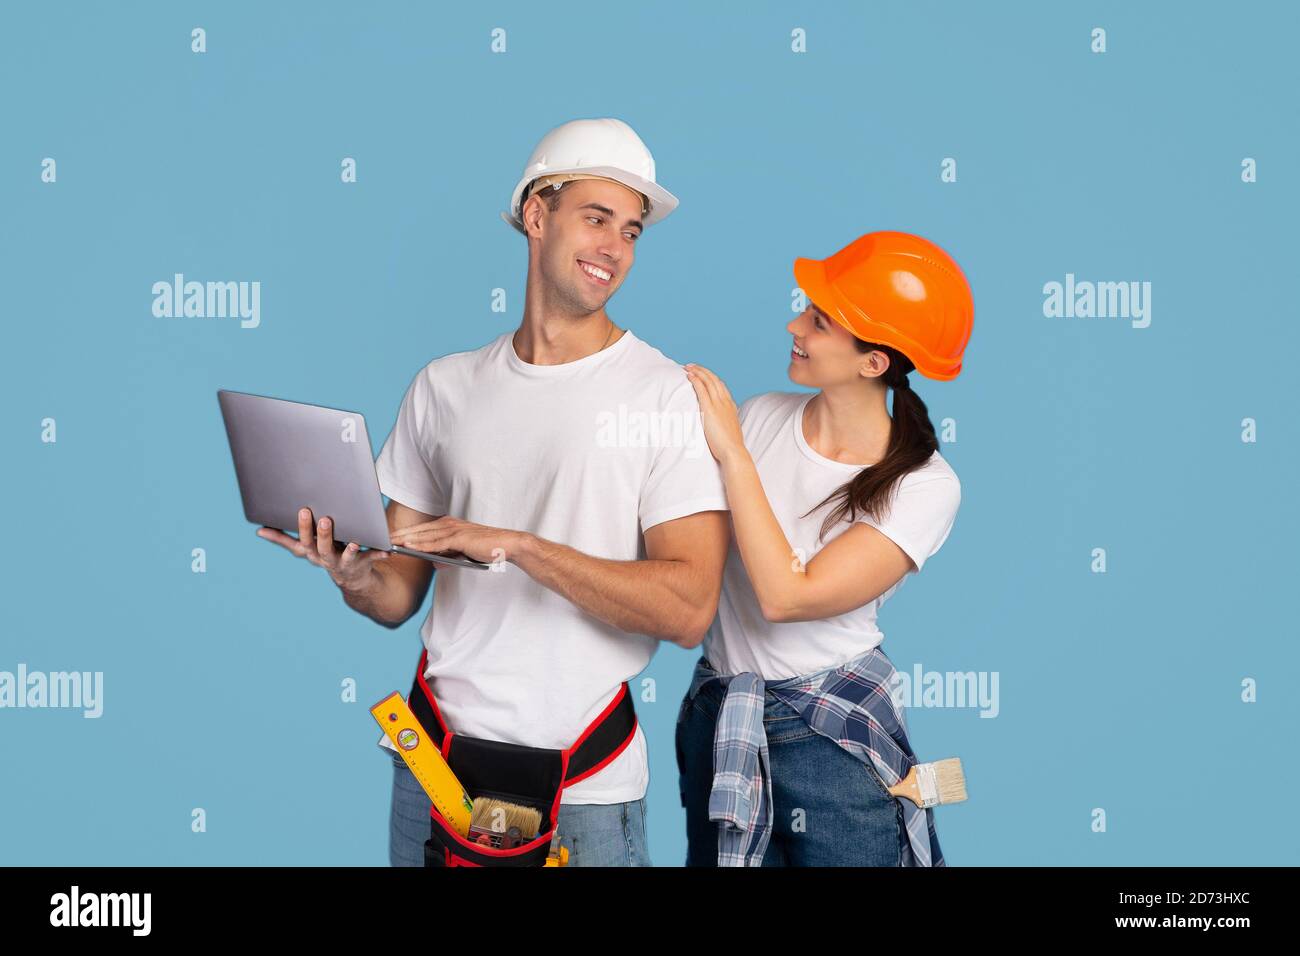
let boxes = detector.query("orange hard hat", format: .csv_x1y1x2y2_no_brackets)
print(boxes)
793,231,973,381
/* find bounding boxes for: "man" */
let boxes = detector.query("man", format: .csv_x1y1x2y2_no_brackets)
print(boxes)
257,117,730,866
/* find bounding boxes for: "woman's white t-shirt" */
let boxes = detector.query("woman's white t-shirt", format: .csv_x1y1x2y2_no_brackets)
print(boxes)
704,391,961,680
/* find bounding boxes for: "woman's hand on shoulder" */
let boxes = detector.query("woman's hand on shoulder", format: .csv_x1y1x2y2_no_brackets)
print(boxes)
684,364,747,467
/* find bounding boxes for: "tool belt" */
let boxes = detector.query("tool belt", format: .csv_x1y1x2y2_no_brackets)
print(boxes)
405,649,639,867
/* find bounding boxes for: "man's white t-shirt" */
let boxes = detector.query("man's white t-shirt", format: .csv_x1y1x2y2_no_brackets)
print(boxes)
373,329,728,804
704,390,961,680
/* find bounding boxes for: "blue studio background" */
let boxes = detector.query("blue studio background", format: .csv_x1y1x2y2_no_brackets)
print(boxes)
2,1,1296,866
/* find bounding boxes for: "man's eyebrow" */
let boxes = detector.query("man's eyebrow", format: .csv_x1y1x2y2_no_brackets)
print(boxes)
579,202,643,232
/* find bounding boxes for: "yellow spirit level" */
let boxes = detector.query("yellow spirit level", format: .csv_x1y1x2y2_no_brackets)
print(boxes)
370,691,474,837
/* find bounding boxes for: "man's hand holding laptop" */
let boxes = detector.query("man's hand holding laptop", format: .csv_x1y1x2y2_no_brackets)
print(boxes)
257,506,391,590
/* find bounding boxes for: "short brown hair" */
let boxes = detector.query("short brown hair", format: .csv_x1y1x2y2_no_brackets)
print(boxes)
526,179,573,214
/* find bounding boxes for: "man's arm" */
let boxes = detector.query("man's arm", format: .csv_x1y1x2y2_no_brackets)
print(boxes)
510,510,729,648
391,510,730,648
340,499,439,627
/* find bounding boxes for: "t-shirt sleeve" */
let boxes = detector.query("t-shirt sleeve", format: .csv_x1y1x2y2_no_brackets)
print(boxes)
638,380,731,532
374,369,446,517
857,474,961,574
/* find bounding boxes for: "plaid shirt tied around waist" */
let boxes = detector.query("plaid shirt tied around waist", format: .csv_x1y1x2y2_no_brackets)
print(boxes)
686,646,945,867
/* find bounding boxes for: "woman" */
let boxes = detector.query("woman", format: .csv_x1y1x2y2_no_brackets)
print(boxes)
677,230,973,867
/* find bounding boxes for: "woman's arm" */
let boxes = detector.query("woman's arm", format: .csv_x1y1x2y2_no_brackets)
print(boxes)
686,365,913,623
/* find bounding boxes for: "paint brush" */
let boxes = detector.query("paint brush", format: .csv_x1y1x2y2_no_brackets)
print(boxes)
468,797,543,849
886,757,967,808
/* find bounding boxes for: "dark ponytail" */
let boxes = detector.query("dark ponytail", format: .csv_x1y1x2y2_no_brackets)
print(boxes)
801,341,939,542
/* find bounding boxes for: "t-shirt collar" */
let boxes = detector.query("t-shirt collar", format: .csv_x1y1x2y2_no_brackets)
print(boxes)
504,326,636,377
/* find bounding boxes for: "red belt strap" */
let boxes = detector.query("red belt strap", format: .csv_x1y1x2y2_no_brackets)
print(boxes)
405,648,639,788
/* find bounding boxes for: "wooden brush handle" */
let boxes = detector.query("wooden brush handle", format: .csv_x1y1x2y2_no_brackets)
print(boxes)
885,765,923,806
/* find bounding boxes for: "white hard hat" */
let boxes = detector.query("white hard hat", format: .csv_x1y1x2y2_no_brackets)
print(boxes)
502,118,679,234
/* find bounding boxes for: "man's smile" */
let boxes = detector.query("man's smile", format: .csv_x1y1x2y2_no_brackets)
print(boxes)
577,258,613,285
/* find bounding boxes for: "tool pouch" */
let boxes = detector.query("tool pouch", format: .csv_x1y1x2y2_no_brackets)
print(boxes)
423,734,565,867
405,650,638,868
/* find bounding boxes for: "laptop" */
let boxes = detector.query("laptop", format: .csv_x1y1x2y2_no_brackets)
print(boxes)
217,389,491,570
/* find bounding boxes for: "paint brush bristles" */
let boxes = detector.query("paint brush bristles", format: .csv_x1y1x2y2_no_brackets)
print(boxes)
886,757,967,809
470,797,543,839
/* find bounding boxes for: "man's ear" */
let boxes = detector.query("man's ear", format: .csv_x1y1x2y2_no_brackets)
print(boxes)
522,192,546,239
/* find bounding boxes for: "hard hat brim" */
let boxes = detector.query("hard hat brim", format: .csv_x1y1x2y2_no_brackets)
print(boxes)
503,166,679,235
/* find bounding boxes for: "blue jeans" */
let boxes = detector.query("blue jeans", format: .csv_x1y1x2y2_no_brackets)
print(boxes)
387,750,652,867
675,677,905,866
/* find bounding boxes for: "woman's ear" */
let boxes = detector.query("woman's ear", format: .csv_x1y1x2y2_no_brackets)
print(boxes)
858,350,890,382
